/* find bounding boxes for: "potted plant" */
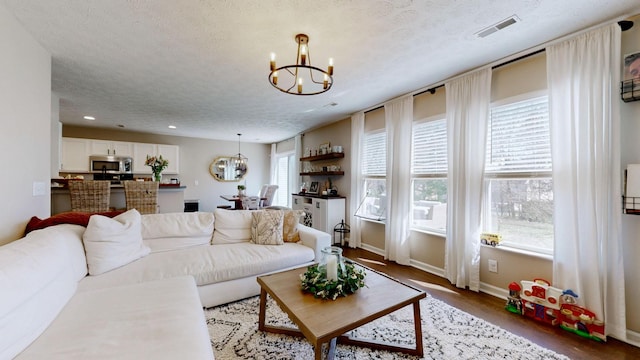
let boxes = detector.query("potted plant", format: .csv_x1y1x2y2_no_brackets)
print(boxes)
237,185,246,197
145,155,169,182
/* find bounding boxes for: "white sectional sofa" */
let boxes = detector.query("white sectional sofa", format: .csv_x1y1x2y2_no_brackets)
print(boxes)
1,208,330,359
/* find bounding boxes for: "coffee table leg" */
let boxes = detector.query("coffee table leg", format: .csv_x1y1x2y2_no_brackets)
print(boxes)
258,288,267,331
413,300,424,357
314,338,336,360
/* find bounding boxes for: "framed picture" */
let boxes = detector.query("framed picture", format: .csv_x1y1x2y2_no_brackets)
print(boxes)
308,181,319,194
319,142,331,155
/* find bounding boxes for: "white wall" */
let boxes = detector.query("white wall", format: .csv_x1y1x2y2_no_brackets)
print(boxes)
620,15,640,337
0,4,51,245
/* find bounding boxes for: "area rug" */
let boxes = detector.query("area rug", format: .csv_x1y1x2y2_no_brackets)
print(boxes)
205,295,569,360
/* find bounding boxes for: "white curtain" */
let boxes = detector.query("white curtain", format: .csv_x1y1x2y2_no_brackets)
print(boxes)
294,134,302,194
269,143,277,185
444,68,492,291
384,96,413,265
546,23,626,340
349,112,364,248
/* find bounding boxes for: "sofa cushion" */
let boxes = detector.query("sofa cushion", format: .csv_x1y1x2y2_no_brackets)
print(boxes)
0,224,87,360
282,209,305,243
77,242,316,291
141,212,214,252
16,277,214,360
83,209,150,276
212,209,252,244
250,210,284,245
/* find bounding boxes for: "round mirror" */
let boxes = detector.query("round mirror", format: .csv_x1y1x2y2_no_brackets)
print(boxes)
209,156,248,182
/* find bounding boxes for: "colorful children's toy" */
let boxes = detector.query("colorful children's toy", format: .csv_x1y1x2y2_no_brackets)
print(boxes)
505,278,605,342
481,232,502,246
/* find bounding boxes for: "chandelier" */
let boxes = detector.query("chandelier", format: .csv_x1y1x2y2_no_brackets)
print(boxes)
234,133,247,177
268,34,334,95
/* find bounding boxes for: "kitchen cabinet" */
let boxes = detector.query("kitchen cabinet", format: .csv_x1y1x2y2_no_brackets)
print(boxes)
133,143,180,174
90,140,132,156
292,194,346,235
60,138,90,172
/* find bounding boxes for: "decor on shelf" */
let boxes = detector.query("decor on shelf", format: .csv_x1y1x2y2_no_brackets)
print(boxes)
300,248,366,300
237,184,246,197
145,155,168,182
268,33,334,95
234,133,248,178
308,181,319,194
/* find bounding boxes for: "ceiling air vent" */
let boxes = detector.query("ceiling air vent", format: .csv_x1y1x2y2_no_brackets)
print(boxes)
476,15,520,38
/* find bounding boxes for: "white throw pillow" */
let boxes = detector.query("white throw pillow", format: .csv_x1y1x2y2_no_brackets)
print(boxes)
250,210,284,245
212,209,253,244
83,209,150,275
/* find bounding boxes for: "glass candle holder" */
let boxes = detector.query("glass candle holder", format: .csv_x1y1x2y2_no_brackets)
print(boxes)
320,246,345,282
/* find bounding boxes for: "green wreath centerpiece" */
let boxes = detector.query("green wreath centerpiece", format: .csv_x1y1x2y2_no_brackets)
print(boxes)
300,262,367,300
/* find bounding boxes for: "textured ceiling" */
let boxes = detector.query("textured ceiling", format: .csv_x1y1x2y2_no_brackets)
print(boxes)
3,0,640,143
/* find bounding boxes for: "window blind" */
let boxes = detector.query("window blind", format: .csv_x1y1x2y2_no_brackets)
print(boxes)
362,131,386,176
412,119,447,174
486,96,551,173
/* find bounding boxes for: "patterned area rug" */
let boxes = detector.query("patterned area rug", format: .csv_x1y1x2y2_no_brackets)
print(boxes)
205,295,569,360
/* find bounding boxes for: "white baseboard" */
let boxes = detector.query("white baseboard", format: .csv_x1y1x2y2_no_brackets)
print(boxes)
625,329,640,347
359,243,385,257
409,259,445,278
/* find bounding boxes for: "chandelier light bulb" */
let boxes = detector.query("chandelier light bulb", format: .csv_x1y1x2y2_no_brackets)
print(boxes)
323,74,328,89
272,71,278,85
328,58,334,76
270,52,276,71
300,44,307,65
297,78,303,93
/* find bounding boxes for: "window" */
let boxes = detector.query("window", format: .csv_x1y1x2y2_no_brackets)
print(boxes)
484,94,553,254
411,118,447,233
355,130,387,221
272,152,294,207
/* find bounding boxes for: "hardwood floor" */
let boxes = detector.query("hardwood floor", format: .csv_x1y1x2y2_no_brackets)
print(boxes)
341,247,640,360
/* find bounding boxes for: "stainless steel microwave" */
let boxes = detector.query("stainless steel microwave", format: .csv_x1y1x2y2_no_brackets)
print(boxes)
90,155,133,174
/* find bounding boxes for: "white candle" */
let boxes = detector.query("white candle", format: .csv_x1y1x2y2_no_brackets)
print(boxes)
326,254,338,281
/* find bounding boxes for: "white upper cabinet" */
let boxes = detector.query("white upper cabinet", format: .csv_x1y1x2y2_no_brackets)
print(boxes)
90,140,132,157
157,144,179,174
133,143,179,174
60,138,90,172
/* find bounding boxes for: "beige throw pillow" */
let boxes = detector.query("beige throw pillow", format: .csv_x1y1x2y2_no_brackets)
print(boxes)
282,210,305,242
250,210,284,245
82,209,150,275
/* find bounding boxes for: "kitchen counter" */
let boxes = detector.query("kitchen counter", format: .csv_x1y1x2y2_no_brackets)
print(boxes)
51,185,187,214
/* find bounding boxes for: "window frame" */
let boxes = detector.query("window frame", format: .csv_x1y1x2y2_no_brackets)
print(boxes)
356,129,387,222
482,90,553,255
410,115,448,234
272,150,295,207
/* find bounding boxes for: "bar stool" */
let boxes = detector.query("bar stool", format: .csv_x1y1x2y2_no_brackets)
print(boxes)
68,180,111,212
123,181,159,214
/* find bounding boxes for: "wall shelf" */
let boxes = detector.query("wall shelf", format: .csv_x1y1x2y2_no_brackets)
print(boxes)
299,171,345,176
621,79,640,102
623,196,640,214
300,152,345,162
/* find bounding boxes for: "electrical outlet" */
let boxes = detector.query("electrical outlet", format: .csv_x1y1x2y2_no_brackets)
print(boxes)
194,180,199,186
488,259,498,273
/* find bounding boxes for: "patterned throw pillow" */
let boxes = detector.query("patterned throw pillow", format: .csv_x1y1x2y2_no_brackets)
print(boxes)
282,210,305,242
250,210,284,245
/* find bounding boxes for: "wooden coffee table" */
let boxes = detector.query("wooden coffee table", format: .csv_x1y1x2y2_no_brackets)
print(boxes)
257,261,426,359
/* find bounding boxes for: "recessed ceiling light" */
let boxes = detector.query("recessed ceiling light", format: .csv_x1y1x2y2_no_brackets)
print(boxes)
168,125,177,129
83,116,95,120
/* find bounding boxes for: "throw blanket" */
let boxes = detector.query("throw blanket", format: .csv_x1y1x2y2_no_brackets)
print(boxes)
25,211,124,235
